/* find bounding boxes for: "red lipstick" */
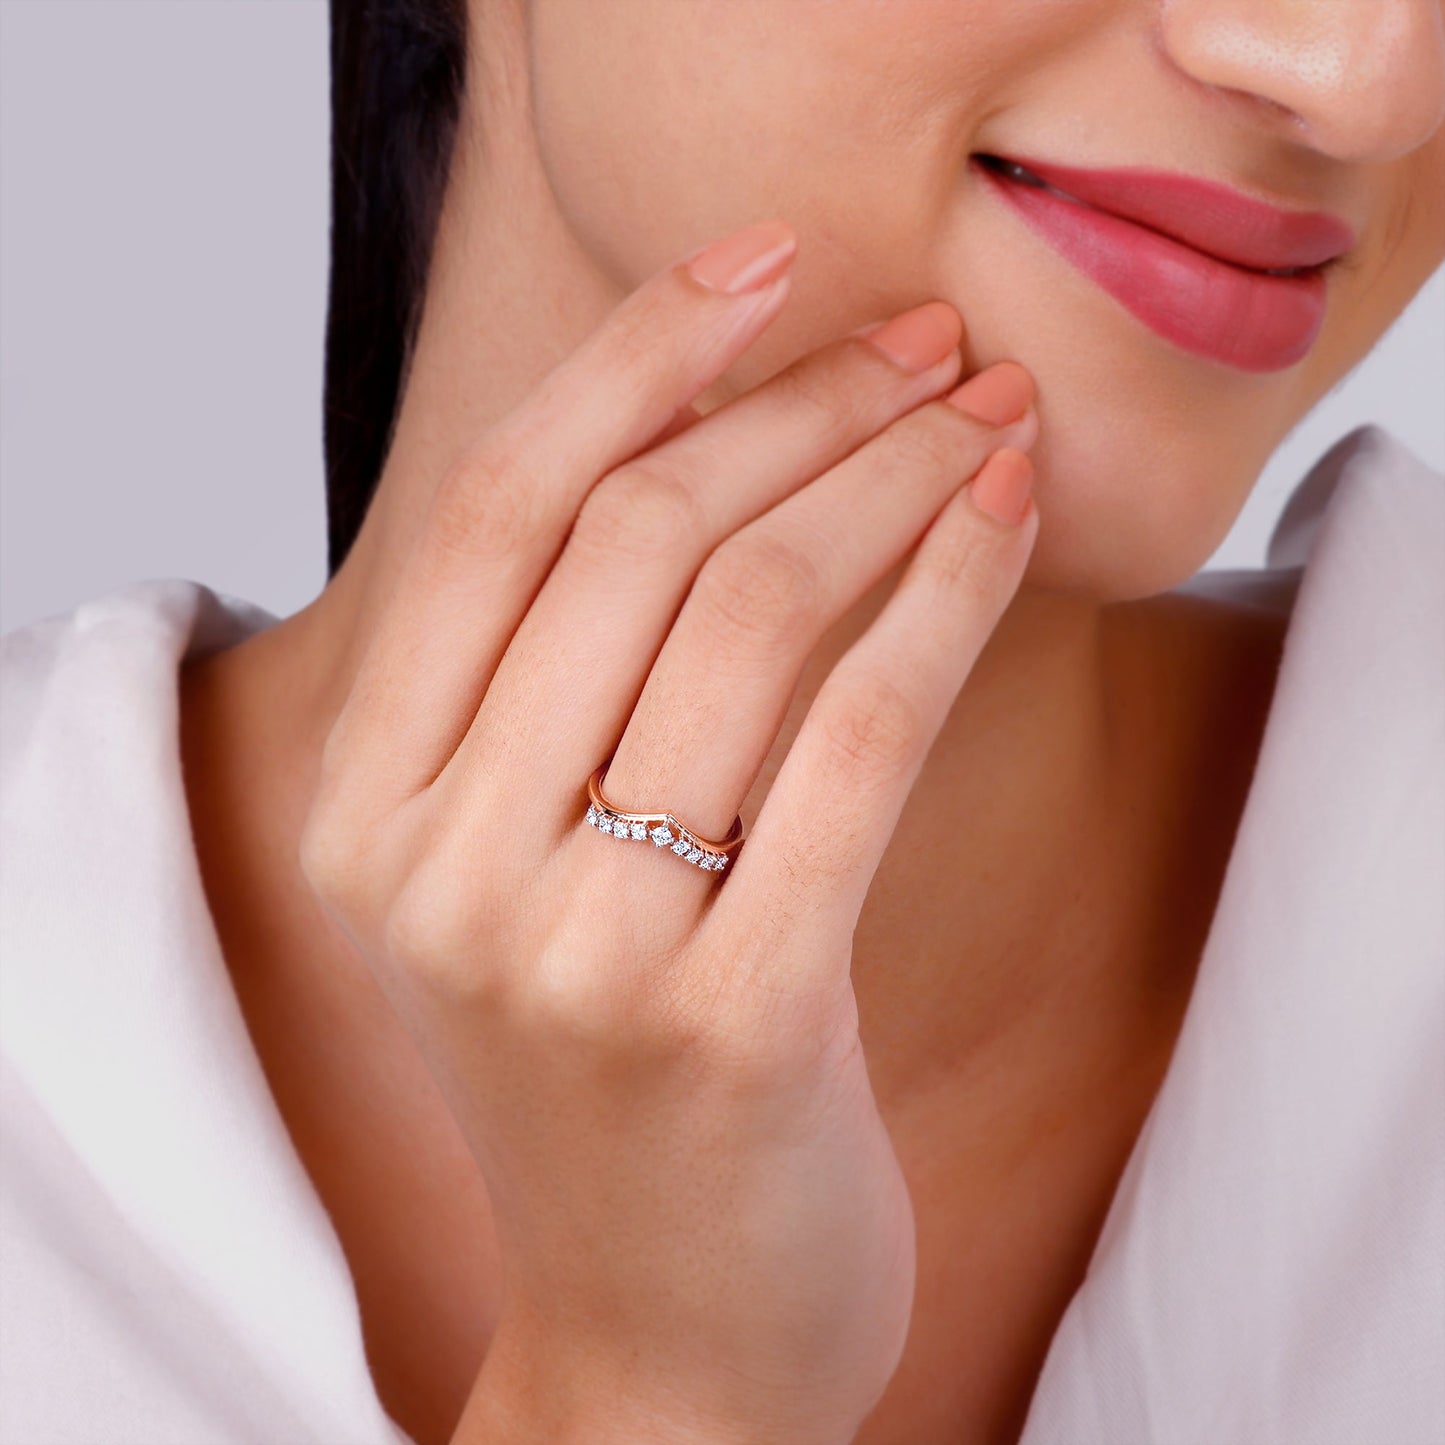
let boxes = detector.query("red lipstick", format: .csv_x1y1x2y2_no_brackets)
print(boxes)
973,153,1358,372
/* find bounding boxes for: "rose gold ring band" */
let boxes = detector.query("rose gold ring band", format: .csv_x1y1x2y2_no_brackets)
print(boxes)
584,758,744,873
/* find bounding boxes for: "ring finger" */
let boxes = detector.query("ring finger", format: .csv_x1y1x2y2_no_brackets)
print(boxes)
582,373,1037,914
443,303,1032,858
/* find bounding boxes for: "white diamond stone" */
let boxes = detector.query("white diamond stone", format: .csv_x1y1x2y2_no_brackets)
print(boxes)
598,816,615,834
686,846,703,864
671,838,691,855
585,805,598,826
630,820,648,840
613,818,633,839
650,824,673,846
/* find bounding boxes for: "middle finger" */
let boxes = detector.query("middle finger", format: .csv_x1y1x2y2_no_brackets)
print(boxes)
589,359,1037,899
442,300,967,815
449,302,1036,865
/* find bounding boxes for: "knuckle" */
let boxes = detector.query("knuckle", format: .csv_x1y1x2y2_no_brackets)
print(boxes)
692,526,824,651
570,460,709,567
817,666,924,791
918,509,1000,602
425,431,546,565
297,804,371,911
883,410,964,481
312,713,370,817
765,355,859,438
383,862,500,999
518,932,697,1060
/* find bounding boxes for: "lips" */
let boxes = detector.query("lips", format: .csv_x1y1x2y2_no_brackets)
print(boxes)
982,154,1356,273
972,153,1355,371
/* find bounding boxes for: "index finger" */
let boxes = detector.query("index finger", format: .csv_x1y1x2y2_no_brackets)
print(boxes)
322,218,803,813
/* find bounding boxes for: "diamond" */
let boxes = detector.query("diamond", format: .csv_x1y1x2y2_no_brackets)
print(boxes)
613,818,634,839
598,815,614,834
671,838,691,855
649,824,674,846
629,820,648,840
585,805,598,826
686,846,704,864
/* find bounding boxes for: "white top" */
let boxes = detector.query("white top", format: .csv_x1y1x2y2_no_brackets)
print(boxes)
2,423,1442,1445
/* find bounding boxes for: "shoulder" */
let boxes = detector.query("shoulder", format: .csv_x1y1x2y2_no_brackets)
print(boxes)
1199,423,1445,784
0,575,280,1172
1274,424,1443,732
0,576,280,1042
1,578,277,795
1254,425,1444,926
1269,422,1444,580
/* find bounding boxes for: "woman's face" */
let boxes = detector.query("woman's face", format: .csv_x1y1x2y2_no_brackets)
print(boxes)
502,0,1445,600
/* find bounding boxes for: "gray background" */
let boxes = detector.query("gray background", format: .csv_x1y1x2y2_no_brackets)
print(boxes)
3,0,1442,636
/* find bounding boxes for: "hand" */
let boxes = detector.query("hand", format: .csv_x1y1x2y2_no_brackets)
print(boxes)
298,218,1040,1445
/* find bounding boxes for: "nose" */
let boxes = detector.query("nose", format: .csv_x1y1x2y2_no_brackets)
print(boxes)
1158,0,1445,163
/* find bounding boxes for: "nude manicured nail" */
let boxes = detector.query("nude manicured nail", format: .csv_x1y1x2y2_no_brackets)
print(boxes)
970,447,1034,526
683,219,798,294
1003,404,1040,453
945,361,1034,426
855,301,962,373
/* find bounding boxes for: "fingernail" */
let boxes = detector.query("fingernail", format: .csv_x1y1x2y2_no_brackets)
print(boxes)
855,301,963,374
970,448,1034,526
683,219,798,295
945,362,1034,426
1001,404,1039,452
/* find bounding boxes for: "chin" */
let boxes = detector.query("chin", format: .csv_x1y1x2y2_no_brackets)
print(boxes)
947,308,1266,603
938,224,1283,602
1009,418,1254,604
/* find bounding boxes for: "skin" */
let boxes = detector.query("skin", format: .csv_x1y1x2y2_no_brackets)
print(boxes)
177,1,1445,1442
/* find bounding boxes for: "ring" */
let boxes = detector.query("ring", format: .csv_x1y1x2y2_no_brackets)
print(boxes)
583,757,744,873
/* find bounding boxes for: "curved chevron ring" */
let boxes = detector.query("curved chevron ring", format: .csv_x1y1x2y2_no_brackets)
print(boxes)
583,758,744,873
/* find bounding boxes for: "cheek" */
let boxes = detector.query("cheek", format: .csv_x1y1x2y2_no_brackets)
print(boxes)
523,0,1376,606
525,0,1017,295
527,0,818,287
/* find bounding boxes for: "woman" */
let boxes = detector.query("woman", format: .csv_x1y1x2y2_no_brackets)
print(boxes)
2,1,1442,1442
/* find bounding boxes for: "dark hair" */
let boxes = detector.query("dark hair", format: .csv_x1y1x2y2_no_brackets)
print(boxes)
322,0,468,579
